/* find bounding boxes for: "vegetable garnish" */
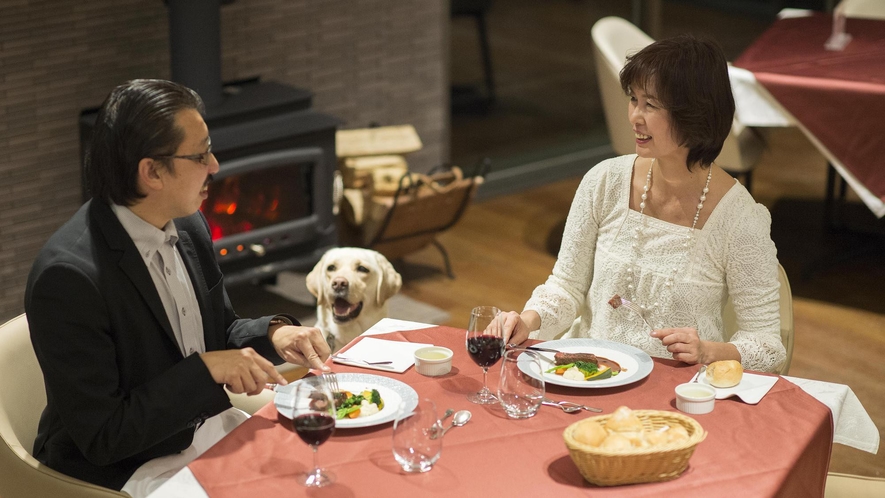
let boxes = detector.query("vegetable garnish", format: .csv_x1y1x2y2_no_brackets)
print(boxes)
545,361,617,381
334,389,384,419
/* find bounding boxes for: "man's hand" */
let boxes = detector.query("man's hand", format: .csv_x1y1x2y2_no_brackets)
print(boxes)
200,348,288,395
268,325,331,372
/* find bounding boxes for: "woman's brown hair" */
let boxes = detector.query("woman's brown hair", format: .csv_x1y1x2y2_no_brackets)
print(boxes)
619,34,735,170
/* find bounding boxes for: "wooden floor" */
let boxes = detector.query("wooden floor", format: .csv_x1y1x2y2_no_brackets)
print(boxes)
395,127,885,477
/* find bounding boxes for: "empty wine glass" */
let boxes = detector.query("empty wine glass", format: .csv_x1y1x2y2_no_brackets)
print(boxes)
465,306,504,404
289,376,336,487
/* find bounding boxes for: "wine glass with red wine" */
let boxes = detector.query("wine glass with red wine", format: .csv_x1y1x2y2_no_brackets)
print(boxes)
289,376,336,487
465,306,504,404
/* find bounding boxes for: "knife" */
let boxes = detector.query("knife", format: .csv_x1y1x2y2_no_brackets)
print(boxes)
507,343,560,354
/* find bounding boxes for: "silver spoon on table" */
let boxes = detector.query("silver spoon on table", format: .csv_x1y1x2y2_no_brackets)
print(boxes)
432,409,471,439
542,398,603,413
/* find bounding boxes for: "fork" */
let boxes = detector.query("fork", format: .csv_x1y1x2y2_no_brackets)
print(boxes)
321,371,340,394
612,295,654,332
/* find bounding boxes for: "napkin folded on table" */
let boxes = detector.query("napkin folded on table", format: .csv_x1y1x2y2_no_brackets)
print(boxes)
332,337,433,373
692,371,779,405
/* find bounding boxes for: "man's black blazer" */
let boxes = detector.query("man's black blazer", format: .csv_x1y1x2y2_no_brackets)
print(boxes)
24,200,287,490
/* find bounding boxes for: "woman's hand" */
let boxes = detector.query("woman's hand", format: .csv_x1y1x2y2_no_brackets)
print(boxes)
499,310,540,346
651,327,707,364
651,327,741,365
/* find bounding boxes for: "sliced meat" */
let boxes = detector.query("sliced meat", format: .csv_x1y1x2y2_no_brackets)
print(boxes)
554,352,599,365
554,352,623,373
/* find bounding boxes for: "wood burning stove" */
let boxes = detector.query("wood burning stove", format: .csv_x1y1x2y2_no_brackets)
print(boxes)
79,0,341,285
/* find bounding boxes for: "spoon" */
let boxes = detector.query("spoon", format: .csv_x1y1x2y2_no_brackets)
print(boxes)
542,398,603,413
542,399,582,414
692,365,707,383
436,410,471,438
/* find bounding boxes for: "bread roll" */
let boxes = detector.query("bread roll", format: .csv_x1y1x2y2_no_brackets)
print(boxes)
572,420,607,447
667,425,690,443
605,406,643,433
705,360,743,388
600,433,632,451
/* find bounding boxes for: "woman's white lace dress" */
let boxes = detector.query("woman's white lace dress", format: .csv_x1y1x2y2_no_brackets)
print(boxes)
525,155,786,372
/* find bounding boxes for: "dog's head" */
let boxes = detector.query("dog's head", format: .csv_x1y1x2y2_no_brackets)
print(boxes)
305,247,402,323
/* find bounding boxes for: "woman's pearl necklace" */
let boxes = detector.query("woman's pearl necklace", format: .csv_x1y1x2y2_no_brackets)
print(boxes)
624,158,713,315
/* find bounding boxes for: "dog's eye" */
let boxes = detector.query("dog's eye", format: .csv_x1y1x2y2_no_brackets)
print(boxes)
356,265,370,273
326,264,336,272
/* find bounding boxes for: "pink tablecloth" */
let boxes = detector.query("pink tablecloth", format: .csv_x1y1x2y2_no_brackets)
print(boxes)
734,13,885,202
188,326,832,497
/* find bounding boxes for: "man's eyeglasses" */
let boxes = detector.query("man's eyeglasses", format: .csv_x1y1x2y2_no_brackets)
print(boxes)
151,144,213,166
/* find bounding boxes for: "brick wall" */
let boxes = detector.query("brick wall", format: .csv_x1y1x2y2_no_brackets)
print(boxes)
0,0,448,322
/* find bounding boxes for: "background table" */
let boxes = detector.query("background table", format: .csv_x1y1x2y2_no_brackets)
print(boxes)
164,324,833,497
734,12,885,217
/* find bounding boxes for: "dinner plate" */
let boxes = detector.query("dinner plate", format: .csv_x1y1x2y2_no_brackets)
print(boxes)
274,373,419,429
519,338,654,388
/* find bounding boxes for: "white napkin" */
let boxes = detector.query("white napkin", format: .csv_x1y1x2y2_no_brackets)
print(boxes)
693,371,779,405
361,318,437,336
333,337,432,373
783,376,880,454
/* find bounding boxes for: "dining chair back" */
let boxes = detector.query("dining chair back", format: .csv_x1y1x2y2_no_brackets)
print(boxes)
825,471,885,497
839,0,885,20
0,313,127,497
590,16,766,191
721,264,794,375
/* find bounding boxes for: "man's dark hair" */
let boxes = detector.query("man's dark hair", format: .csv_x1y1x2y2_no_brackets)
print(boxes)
619,34,735,170
86,79,205,205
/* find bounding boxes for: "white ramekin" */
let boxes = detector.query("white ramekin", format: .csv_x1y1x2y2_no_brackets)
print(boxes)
414,346,453,377
675,382,716,414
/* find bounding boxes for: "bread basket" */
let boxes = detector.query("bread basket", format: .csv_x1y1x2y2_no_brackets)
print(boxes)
562,410,706,486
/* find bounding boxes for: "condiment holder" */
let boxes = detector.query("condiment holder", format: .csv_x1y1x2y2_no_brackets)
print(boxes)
674,383,716,414
414,346,453,377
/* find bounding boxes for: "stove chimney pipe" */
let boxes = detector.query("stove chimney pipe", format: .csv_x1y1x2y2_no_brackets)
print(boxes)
167,0,223,109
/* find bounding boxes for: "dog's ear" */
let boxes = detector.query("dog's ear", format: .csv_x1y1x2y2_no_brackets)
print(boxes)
305,256,326,304
374,251,402,305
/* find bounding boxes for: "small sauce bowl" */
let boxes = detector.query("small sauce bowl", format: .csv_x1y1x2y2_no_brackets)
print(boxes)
414,346,454,377
675,382,716,414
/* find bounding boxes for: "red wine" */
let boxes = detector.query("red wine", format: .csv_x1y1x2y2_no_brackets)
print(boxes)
467,335,504,367
293,413,335,446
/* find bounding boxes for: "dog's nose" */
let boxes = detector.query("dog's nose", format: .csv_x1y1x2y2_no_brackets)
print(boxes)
331,277,349,292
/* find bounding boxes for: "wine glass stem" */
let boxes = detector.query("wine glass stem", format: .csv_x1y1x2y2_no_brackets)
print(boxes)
481,367,489,393
311,445,320,477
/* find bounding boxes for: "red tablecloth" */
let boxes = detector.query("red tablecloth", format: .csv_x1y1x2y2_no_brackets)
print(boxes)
734,13,885,202
188,326,832,497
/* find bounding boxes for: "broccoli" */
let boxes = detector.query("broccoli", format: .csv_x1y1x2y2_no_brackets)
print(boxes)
370,389,383,410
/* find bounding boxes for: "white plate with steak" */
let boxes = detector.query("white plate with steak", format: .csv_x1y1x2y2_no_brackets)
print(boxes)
518,338,654,388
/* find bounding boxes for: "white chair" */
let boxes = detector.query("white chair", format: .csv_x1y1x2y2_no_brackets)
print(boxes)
0,314,127,497
0,313,285,497
722,263,794,375
839,0,885,20
591,16,766,191
826,472,885,497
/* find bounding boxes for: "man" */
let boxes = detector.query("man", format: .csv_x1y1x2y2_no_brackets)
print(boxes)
24,79,331,493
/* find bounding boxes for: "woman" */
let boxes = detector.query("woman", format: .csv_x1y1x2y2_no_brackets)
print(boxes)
501,34,786,372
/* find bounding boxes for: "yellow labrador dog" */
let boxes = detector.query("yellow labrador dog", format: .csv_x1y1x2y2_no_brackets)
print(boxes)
306,247,402,352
